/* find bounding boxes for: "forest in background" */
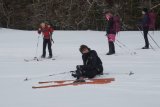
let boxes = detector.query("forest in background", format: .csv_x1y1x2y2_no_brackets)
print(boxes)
0,0,160,30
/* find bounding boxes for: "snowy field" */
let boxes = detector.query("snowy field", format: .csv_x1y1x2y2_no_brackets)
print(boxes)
0,28,160,107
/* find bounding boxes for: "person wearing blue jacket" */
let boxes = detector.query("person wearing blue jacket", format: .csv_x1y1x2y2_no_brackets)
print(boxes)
141,8,150,49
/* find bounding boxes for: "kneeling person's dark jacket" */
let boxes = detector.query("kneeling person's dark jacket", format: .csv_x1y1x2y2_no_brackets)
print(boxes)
81,50,103,78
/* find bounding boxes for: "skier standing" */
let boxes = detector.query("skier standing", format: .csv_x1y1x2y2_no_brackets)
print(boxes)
105,11,116,55
38,22,54,58
141,8,150,49
71,45,103,82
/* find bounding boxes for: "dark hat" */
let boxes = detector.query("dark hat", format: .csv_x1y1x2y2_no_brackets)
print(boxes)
79,45,90,53
142,8,148,13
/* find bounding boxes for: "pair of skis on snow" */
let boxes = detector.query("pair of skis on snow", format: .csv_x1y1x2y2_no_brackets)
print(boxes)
28,71,134,89
32,78,115,89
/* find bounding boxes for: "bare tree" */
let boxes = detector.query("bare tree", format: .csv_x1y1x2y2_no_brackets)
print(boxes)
0,0,160,30
0,0,13,28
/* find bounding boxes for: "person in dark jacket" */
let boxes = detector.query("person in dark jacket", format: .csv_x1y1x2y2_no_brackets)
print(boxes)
105,11,116,55
71,45,103,82
141,8,150,49
38,22,54,58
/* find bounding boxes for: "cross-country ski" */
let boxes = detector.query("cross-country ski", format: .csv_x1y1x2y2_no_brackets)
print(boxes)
32,78,115,89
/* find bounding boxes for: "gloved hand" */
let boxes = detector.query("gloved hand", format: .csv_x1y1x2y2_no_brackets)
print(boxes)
51,38,54,43
70,70,77,78
38,28,41,34
76,65,83,70
105,34,108,37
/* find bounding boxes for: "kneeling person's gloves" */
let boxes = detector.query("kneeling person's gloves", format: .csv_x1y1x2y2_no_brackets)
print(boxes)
76,65,83,70
71,71,77,78
71,70,83,79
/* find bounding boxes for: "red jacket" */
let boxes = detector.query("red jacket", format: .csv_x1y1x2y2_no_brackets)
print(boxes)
38,25,54,39
148,12,156,29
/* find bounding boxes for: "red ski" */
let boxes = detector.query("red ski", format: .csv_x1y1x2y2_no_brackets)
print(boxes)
32,78,115,89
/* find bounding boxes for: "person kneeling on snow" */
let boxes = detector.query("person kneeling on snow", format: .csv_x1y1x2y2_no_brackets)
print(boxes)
71,45,103,82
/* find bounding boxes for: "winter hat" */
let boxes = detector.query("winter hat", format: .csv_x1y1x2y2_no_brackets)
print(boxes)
105,11,113,20
79,45,90,53
142,8,148,13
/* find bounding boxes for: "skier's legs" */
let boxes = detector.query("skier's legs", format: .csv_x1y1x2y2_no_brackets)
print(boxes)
72,66,97,79
143,27,149,48
108,41,112,53
47,39,52,57
107,41,115,55
83,69,97,78
42,39,47,57
110,41,115,53
96,65,103,75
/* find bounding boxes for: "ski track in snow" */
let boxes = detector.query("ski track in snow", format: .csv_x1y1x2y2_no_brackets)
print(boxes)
0,29,160,107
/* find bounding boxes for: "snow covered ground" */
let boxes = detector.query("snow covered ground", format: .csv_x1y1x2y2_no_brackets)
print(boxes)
0,28,160,107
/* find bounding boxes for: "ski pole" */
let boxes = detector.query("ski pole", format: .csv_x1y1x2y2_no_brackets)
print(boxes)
139,24,159,48
34,36,40,59
48,71,70,76
136,25,155,51
50,32,54,44
115,41,122,48
51,39,54,44
116,40,128,49
115,40,136,55
24,71,71,81
148,33,160,48
116,39,137,55
116,32,137,55
103,71,134,76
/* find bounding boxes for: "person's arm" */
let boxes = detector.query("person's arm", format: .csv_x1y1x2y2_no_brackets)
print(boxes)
49,27,54,42
89,51,98,67
82,51,98,69
82,55,86,65
49,26,54,35
106,18,113,35
142,15,149,26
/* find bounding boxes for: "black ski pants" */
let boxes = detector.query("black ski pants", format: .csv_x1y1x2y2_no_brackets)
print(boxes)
143,27,149,48
108,41,115,53
42,39,52,57
76,65,103,79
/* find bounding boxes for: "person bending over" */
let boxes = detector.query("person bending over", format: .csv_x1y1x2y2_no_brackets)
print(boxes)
71,45,103,82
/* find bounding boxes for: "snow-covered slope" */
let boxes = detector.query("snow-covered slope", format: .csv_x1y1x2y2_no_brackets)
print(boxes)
0,28,160,107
